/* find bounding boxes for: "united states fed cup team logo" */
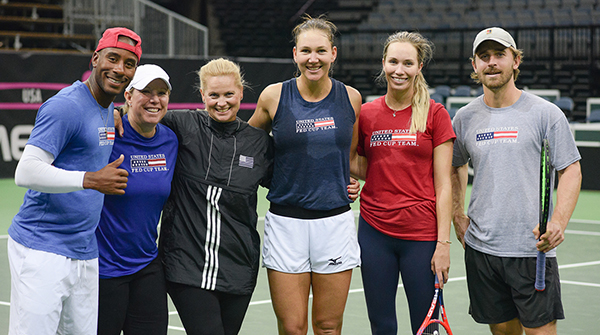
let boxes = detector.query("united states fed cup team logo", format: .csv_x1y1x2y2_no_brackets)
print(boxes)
296,117,336,133
475,127,519,146
130,154,169,173
98,127,115,146
369,129,418,147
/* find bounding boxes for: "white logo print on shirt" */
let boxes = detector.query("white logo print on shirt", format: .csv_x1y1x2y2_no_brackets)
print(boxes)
296,117,336,133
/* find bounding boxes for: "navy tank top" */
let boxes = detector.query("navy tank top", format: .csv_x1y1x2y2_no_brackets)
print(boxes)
267,78,355,211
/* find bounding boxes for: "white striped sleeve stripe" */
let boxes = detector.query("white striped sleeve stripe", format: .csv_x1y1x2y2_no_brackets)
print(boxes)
201,185,222,290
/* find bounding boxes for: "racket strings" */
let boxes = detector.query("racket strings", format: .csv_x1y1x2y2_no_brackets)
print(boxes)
422,322,450,335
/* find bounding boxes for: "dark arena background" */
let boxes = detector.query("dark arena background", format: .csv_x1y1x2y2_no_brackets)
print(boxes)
2,0,600,188
1,1,600,334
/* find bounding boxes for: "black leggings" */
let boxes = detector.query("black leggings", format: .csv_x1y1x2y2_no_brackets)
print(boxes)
358,216,438,335
98,257,168,335
167,281,253,335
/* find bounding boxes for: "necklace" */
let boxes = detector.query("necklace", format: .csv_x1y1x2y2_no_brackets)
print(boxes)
385,96,411,117
88,84,109,135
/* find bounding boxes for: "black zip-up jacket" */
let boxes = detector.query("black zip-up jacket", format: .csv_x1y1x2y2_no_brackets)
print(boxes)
159,109,273,295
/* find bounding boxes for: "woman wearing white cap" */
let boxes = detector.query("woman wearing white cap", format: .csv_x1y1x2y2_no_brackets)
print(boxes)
96,64,178,335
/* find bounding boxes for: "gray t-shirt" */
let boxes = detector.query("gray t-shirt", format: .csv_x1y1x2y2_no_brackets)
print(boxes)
452,91,580,257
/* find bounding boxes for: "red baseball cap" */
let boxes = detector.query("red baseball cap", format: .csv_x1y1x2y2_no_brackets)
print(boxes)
95,27,142,61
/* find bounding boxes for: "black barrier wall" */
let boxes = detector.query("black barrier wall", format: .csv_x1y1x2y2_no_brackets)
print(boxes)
0,52,295,178
1,52,598,190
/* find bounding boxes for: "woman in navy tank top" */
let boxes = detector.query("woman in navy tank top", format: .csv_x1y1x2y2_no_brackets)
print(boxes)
249,14,362,335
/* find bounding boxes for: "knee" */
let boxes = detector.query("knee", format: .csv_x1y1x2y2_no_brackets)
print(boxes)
278,319,308,335
489,318,524,335
312,317,343,335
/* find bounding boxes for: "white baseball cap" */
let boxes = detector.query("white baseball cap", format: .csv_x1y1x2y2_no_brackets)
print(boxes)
126,64,172,92
472,27,517,56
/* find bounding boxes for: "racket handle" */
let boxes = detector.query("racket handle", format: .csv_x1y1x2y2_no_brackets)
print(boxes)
535,250,546,291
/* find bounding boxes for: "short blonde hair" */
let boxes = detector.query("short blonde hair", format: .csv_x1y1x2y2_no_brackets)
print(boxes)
198,58,247,92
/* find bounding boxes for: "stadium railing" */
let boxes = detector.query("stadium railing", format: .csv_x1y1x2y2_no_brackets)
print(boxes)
62,0,208,58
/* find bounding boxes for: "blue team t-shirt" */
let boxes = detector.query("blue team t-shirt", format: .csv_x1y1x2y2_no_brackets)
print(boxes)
96,114,178,278
9,81,115,260
96,115,178,278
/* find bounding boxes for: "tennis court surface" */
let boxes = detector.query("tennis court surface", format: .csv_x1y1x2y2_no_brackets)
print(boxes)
0,179,598,334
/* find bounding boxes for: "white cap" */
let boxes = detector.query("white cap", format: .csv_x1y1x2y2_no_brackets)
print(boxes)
472,27,517,56
126,64,172,92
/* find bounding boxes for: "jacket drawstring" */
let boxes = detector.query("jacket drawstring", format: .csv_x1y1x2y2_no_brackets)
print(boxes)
227,135,237,186
205,134,214,180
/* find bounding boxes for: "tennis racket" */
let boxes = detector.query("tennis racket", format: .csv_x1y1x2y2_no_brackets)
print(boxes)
416,276,452,335
535,138,551,291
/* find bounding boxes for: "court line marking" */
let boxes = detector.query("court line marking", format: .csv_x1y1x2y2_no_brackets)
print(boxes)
564,229,600,236
561,280,600,288
165,260,600,312
558,260,600,269
2,221,599,311
569,219,600,225
4,229,600,242
1,216,598,241
2,258,600,334
2,228,600,241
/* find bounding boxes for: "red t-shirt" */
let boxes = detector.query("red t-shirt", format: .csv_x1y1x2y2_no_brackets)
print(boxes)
357,96,456,240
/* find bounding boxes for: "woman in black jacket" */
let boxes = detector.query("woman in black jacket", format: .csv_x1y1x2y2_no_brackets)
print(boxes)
158,58,273,335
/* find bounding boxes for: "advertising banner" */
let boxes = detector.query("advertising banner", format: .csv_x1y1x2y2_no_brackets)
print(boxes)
0,53,294,178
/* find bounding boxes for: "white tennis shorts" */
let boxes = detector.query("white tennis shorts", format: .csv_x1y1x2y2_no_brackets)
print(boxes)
262,209,361,274
8,237,99,335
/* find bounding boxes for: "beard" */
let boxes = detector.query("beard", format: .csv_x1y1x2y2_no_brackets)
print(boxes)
479,68,514,91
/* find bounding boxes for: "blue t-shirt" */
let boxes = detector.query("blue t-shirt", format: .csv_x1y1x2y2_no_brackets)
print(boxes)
97,115,178,278
267,78,355,210
9,81,115,260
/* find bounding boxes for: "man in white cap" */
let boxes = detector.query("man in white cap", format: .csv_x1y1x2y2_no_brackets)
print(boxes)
451,27,582,334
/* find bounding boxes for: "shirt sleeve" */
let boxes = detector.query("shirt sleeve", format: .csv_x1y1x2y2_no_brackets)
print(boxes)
548,111,581,171
14,144,85,193
431,102,456,148
451,111,470,167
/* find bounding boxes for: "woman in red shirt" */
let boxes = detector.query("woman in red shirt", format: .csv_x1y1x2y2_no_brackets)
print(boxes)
350,31,455,335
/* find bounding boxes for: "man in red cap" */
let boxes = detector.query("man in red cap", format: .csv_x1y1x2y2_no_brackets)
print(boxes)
8,27,143,335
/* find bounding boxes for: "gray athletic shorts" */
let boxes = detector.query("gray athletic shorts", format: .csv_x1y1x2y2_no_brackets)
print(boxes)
262,208,361,274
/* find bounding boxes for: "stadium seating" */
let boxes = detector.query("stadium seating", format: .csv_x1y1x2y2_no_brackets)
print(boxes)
453,85,472,97
430,93,444,104
554,96,575,120
433,85,451,99
587,110,600,123
0,0,95,52
447,108,458,119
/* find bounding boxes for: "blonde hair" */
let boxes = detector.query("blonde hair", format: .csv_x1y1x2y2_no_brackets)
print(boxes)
379,31,433,133
470,47,523,83
198,58,247,92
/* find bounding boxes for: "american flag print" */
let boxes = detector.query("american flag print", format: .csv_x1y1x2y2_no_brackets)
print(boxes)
130,154,169,172
370,131,418,147
476,130,518,141
98,127,115,146
296,117,336,133
239,155,254,168
371,133,417,142
314,119,335,127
